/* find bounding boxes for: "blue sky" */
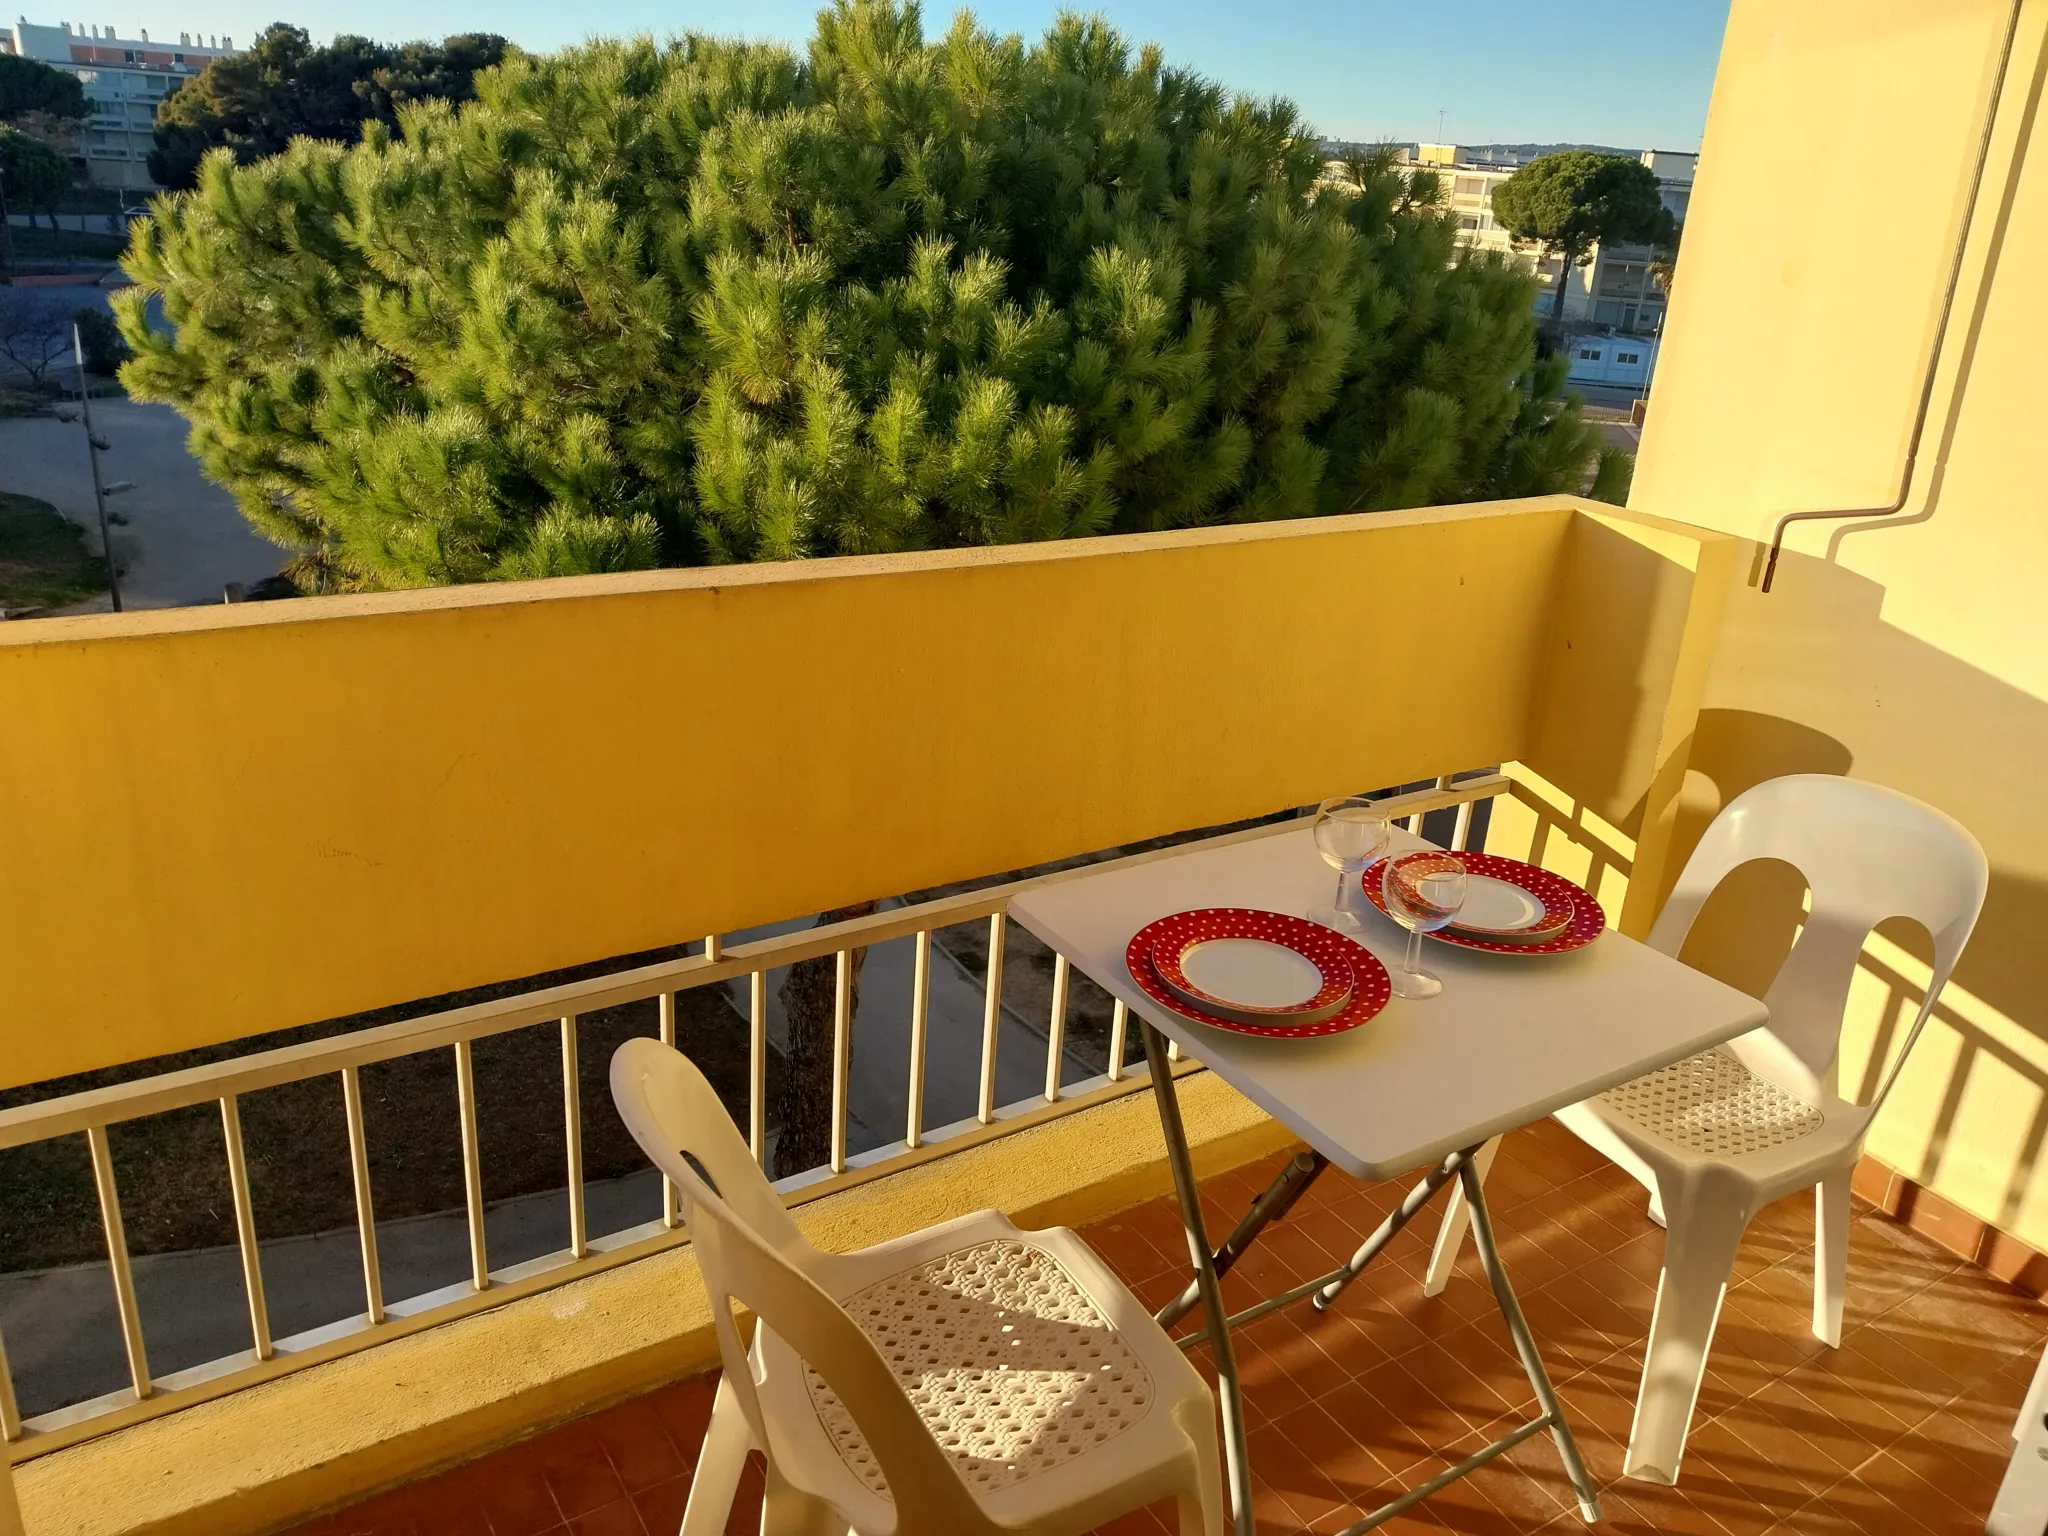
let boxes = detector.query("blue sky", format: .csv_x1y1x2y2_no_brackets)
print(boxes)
114,0,1731,151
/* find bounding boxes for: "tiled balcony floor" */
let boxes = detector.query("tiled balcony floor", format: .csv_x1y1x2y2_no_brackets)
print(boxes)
292,1119,2046,1535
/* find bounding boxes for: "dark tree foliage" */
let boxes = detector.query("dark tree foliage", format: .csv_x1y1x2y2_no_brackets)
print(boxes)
0,126,71,218
0,56,85,251
147,23,511,189
1489,150,1677,323
0,53,89,123
73,305,131,374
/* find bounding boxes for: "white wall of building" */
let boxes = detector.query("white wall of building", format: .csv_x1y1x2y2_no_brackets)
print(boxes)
1,20,234,190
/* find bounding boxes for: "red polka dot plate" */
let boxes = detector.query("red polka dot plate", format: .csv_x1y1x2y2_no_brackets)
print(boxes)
1126,908,1392,1037
1363,853,1606,956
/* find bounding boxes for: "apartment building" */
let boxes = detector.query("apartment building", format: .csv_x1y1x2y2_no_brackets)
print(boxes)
0,19,235,189
1383,143,1695,336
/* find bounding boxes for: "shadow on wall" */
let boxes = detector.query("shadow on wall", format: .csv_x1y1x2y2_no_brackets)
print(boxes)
1659,547,2048,1238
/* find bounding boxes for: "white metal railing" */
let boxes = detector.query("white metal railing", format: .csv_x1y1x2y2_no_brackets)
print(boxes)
0,774,1508,1461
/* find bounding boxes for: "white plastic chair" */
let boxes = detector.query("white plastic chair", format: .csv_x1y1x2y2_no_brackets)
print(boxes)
1424,774,1987,1485
610,1037,1223,1536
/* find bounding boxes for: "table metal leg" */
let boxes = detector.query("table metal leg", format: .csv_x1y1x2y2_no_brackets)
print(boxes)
1313,1147,1473,1310
1461,1158,1604,1523
1157,1148,1328,1330
1141,1022,1256,1536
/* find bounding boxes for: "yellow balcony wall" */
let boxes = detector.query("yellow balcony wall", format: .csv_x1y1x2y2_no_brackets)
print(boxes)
1633,1,2048,1249
0,499,1728,1089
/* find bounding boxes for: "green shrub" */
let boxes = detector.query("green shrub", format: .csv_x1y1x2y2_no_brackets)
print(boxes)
72,305,131,376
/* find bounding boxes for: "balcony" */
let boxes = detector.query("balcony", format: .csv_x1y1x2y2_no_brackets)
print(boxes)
285,1129,2043,1535
3,2,2046,1534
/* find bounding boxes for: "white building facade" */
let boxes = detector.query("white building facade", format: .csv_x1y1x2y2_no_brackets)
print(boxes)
1,20,235,190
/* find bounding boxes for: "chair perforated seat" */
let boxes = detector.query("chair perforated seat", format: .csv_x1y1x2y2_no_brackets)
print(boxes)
806,1239,1155,1497
1598,1047,1824,1156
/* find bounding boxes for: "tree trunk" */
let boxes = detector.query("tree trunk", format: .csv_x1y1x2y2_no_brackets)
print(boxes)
1550,247,1573,325
774,900,879,1179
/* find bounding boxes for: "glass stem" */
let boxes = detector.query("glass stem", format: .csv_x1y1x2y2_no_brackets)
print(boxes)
1333,870,1350,915
1404,926,1423,977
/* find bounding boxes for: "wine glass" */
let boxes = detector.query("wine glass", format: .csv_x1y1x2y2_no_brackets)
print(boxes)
1307,796,1391,933
1381,851,1468,999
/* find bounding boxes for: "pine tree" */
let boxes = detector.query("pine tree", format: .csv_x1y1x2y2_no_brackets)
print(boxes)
116,2,1618,1174
120,2,1610,588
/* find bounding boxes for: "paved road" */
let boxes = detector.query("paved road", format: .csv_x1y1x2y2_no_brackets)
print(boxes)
0,398,283,611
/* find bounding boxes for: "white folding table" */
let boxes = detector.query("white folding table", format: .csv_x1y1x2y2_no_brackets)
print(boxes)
1009,822,1769,1535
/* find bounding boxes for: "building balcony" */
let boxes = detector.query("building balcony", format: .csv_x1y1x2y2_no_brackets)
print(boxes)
2,2,2045,1533
1,478,2042,1536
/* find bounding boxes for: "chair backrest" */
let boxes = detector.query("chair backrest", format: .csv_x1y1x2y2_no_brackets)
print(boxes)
1647,774,1987,1101
609,1038,987,1535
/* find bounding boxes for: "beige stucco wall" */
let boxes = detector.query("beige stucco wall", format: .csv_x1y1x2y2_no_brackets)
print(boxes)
1631,0,2048,1244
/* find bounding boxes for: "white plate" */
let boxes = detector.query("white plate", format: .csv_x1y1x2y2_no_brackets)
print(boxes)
1178,938,1325,1010
1457,875,1554,933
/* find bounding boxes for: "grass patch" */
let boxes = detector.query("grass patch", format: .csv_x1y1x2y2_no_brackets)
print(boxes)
0,492,107,613
0,387,54,419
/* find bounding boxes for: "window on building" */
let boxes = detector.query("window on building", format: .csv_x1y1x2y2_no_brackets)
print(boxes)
1617,352,1641,365
1454,177,1485,197
1459,216,1479,230
1594,300,1624,325
1579,348,1601,360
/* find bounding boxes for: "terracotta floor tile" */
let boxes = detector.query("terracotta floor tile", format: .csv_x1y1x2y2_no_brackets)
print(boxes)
393,1467,496,1536
587,1399,688,1495
1601,1479,1729,1536
320,1489,419,1536
566,1495,647,1536
630,1474,692,1535
533,1424,629,1520
721,1451,766,1536
1091,1504,1174,1536
468,1451,564,1536
644,1380,716,1470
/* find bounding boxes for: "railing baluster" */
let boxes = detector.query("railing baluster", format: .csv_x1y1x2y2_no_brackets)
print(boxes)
1108,999,1129,1082
218,1095,273,1361
749,971,768,1167
830,951,853,1175
1045,953,1070,1102
0,1321,22,1442
454,1041,488,1291
658,993,680,1230
1452,797,1476,852
340,1066,385,1324
561,1016,587,1260
704,933,723,962
907,930,931,1149
979,913,1006,1124
86,1125,150,1398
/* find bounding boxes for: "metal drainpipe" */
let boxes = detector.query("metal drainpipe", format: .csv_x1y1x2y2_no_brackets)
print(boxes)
1759,0,2028,593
